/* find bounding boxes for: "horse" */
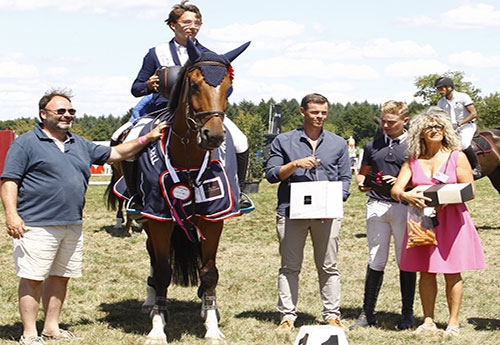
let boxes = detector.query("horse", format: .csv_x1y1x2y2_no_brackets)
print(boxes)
104,159,135,234
471,129,500,192
373,116,500,193
109,39,250,345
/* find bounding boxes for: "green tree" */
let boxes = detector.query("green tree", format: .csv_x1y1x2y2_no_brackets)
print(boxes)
233,112,265,181
333,101,379,147
476,92,500,129
0,117,37,135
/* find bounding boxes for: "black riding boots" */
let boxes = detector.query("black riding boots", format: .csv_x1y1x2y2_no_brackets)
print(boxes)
463,145,482,179
236,149,253,210
397,270,416,330
122,160,143,219
349,267,384,330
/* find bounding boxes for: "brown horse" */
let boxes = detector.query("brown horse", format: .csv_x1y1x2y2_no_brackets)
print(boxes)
471,129,500,192
109,39,250,345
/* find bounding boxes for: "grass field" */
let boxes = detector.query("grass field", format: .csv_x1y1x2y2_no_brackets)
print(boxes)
0,176,499,345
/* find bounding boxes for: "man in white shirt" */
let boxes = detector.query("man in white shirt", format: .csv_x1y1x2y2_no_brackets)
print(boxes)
435,77,481,179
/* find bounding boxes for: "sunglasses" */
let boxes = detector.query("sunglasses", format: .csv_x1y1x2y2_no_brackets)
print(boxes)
177,20,202,28
44,108,76,116
423,124,444,132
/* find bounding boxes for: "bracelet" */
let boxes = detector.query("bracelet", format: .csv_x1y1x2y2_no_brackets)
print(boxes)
294,161,299,168
139,136,148,145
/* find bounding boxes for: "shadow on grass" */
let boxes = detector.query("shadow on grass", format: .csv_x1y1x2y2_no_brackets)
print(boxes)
0,322,23,342
468,317,500,331
476,225,500,231
235,307,412,331
0,319,93,342
98,298,207,341
98,225,144,238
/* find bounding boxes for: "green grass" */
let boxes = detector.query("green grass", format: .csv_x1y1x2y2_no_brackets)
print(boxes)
0,176,499,344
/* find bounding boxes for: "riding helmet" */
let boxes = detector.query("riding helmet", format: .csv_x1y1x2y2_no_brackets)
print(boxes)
434,77,454,89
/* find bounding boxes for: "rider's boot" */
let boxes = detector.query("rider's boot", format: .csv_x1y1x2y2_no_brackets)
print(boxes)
236,149,253,210
463,145,482,179
122,160,143,215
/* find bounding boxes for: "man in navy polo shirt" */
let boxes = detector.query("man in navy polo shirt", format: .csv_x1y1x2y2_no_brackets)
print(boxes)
1,88,166,345
350,100,416,331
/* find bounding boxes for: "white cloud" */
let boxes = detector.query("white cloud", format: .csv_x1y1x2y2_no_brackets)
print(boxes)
207,20,304,44
449,50,500,68
397,3,500,29
441,3,500,29
363,38,436,58
0,61,39,78
384,59,449,77
395,15,436,28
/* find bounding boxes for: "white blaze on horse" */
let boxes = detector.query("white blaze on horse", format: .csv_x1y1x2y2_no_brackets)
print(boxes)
109,38,250,345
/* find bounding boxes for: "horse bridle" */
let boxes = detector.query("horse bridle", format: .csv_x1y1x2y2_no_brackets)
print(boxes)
182,60,229,133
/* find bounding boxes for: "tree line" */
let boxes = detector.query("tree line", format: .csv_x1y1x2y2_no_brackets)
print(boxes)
1,72,500,149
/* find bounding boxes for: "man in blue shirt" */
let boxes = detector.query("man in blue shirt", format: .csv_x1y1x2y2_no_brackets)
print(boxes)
266,93,352,333
1,89,166,345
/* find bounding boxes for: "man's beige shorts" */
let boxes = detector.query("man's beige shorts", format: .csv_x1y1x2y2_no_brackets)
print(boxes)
13,225,83,280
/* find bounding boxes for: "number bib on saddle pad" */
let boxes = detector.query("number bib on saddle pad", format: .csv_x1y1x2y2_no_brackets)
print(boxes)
160,159,237,221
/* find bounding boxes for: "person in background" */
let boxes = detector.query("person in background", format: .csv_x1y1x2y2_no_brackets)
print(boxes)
350,101,416,331
348,135,358,174
266,93,352,333
390,106,485,337
125,0,249,211
110,94,154,143
434,77,481,179
0,89,166,345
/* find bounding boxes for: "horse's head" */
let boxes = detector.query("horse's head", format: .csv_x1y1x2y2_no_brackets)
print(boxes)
171,39,250,151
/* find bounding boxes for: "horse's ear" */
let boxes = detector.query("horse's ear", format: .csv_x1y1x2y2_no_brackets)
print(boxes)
186,37,202,63
223,41,251,63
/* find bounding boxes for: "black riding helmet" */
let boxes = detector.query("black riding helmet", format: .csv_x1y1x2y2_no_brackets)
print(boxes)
434,77,454,89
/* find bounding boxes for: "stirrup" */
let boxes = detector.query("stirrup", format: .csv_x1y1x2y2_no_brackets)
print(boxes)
239,193,255,214
126,195,146,222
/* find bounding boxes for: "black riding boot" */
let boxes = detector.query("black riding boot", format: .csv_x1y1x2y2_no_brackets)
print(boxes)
349,267,384,330
236,149,249,187
236,149,252,209
122,160,142,212
397,270,416,330
463,145,482,179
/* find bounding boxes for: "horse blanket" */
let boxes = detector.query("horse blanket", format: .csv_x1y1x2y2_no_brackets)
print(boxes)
114,121,241,223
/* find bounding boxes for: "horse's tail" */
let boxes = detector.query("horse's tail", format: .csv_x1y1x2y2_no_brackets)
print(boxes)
105,162,122,211
170,224,201,287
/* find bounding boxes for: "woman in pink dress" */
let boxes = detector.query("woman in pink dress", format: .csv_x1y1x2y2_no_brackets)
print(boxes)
390,106,485,337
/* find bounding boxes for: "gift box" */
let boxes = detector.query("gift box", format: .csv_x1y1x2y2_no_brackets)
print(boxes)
364,170,392,194
290,181,343,219
418,183,474,206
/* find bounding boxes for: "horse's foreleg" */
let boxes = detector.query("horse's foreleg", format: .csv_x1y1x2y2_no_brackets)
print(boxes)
200,261,225,342
144,220,174,345
197,221,225,342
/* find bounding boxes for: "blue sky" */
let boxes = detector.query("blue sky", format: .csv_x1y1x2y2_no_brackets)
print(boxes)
1,0,500,121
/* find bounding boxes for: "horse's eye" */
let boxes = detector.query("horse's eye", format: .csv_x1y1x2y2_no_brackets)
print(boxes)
190,82,200,93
